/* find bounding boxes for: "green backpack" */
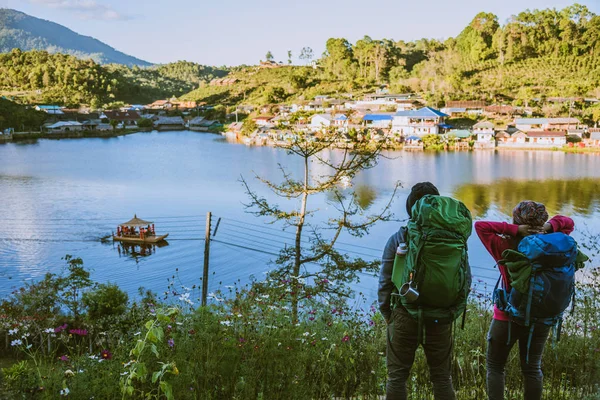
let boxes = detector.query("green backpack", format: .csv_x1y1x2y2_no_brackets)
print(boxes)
393,194,472,330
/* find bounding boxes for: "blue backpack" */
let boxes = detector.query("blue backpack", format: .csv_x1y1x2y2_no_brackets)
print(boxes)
494,233,578,362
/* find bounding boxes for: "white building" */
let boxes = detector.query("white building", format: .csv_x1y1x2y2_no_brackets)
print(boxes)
473,121,495,142
391,107,449,136
363,114,393,129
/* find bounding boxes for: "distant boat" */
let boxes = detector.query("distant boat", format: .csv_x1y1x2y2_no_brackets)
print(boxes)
113,214,169,244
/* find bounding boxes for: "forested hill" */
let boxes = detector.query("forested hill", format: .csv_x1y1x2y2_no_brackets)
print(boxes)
184,4,600,108
0,50,229,107
0,8,150,66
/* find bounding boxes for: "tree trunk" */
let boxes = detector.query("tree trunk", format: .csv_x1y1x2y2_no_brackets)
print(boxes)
292,155,309,322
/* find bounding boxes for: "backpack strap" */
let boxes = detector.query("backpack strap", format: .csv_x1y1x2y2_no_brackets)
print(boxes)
417,308,424,345
525,323,535,364
506,319,512,346
524,267,538,327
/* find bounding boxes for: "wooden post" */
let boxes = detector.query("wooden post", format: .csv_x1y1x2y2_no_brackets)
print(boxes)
202,212,211,306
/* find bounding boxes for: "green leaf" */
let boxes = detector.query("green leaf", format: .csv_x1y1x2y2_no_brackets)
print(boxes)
152,371,161,384
160,381,174,400
145,320,154,330
151,344,159,357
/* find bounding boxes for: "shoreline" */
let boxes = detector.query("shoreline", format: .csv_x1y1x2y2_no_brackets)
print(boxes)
2,130,599,154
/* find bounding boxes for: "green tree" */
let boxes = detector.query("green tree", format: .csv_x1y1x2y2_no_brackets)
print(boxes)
287,50,292,64
299,47,314,64
265,51,274,62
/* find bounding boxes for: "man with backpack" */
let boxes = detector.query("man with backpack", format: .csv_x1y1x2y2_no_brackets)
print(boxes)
378,182,472,400
475,201,577,400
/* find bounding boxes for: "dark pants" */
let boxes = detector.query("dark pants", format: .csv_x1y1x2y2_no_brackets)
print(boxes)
386,307,456,400
486,319,551,400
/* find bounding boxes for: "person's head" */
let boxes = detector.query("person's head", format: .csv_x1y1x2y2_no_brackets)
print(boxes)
406,182,439,218
512,200,548,227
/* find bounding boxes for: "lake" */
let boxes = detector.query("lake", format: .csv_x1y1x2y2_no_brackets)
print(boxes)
1,131,600,305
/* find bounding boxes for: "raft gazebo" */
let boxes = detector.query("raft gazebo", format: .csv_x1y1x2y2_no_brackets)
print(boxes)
113,214,169,244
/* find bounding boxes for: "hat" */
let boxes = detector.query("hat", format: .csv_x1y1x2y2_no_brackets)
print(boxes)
512,201,548,227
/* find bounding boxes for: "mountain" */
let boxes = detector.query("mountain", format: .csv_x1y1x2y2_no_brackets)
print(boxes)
0,8,151,66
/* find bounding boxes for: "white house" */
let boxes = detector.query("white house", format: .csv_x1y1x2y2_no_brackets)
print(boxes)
515,118,580,131
310,114,332,129
473,121,495,142
391,107,449,136
526,131,567,146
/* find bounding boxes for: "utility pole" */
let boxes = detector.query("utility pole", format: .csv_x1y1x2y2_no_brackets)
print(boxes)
202,212,211,306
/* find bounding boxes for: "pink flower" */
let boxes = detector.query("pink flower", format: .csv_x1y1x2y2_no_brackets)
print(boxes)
54,324,68,333
59,355,69,362
168,338,175,348
101,349,112,360
69,329,88,336
342,335,350,343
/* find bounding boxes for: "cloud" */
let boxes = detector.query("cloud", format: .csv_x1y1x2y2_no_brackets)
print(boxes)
27,0,132,21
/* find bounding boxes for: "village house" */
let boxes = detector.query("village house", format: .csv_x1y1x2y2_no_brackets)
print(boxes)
362,114,393,129
515,117,580,131
188,116,219,132
309,114,348,131
154,116,185,131
526,131,567,146
391,107,449,136
82,119,112,131
586,131,600,147
44,121,83,133
35,105,64,115
103,110,141,129
146,100,174,110
253,116,275,127
483,105,517,117
473,121,495,142
442,101,486,116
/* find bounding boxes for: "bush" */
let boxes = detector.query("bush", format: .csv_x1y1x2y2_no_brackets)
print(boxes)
137,118,153,128
82,283,128,321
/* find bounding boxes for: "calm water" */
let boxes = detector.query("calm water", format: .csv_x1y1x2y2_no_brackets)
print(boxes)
1,131,600,304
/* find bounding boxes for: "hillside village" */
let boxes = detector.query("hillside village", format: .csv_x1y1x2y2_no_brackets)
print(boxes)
3,91,598,151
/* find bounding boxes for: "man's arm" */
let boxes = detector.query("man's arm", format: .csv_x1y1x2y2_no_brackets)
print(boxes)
378,233,399,322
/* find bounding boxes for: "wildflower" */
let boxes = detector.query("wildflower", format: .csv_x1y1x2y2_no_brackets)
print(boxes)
59,387,70,396
123,360,134,367
120,372,128,376
220,320,232,326
54,324,68,333
8,328,18,335
321,337,328,341
369,320,375,327
10,339,22,346
168,338,175,348
134,331,141,336
179,292,194,305
302,332,310,337
44,328,54,334
64,370,75,377
60,355,69,362
371,370,376,375
342,335,350,343
238,338,246,343
101,350,112,360
69,329,88,336
309,317,315,321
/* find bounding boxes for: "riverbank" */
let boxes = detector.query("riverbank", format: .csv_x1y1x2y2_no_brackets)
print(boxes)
4,129,146,142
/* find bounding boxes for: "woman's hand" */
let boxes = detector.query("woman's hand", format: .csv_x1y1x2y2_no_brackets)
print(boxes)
543,222,553,233
517,225,544,237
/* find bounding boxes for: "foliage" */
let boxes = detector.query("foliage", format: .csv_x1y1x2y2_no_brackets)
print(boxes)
0,98,46,131
241,133,399,320
137,118,153,129
82,283,129,321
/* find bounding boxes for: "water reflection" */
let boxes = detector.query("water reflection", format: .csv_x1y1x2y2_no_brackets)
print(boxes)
116,241,170,263
454,178,600,217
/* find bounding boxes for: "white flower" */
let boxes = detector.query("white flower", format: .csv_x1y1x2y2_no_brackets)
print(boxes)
371,370,376,375
98,359,104,363
179,292,194,306
26,344,32,350
8,328,18,336
134,332,141,336
88,355,98,360
237,314,242,318
321,337,328,341
123,360,133,367
278,342,282,347
120,371,128,376
60,387,70,396
10,339,22,346
21,332,30,338
64,369,75,377
220,320,232,326
44,328,54,333
176,322,183,326
302,332,310,337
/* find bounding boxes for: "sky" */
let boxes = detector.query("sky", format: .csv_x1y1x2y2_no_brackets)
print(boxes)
1,0,599,66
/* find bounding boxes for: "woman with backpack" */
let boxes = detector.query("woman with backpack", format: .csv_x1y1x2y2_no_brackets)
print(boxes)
474,201,574,400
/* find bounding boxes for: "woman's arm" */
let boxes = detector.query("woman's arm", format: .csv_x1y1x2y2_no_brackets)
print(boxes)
474,221,519,262
545,215,575,235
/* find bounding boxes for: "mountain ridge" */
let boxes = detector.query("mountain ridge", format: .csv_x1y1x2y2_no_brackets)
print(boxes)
0,8,151,66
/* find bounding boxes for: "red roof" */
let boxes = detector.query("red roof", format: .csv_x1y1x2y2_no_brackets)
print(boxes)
527,131,566,138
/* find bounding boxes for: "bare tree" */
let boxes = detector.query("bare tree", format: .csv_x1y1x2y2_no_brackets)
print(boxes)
241,129,400,321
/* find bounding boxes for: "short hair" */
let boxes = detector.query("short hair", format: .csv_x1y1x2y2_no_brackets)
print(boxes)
406,182,440,218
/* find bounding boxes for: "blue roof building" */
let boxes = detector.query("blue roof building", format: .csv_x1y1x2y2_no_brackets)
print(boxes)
392,107,448,136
